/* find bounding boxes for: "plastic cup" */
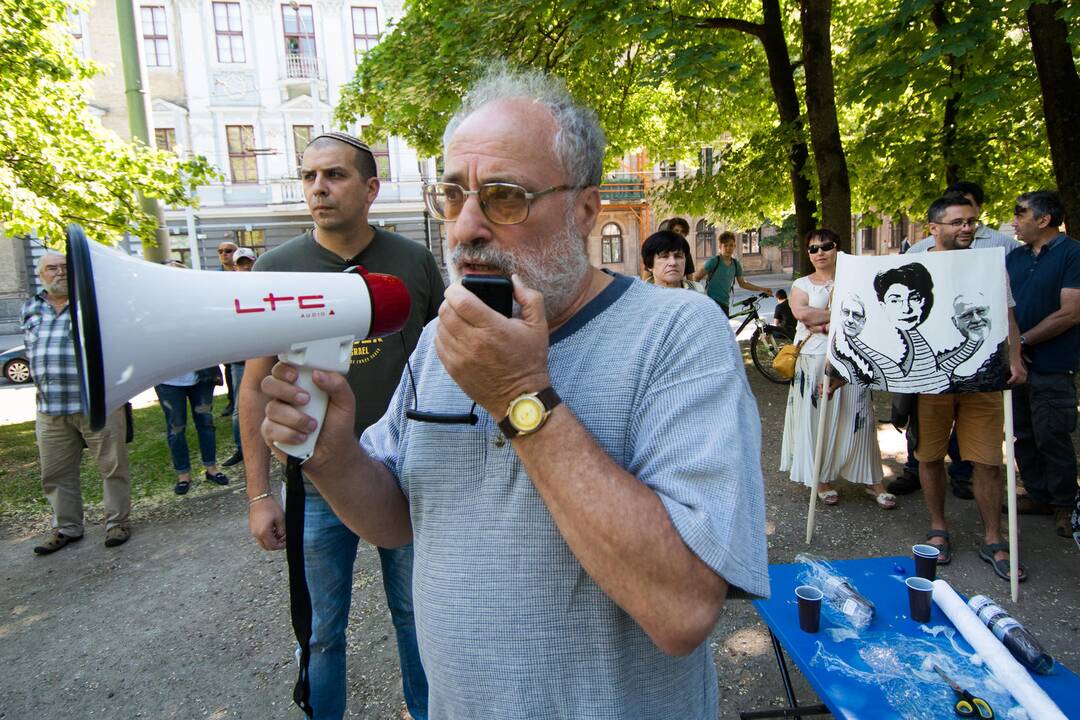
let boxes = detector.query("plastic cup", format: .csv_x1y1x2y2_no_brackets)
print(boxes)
795,585,823,633
906,576,933,622
912,544,940,581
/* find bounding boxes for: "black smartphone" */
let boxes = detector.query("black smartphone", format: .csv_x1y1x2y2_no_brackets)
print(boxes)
462,274,513,318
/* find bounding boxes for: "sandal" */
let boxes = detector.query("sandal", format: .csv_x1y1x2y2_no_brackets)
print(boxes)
925,529,952,565
817,489,839,506
174,480,190,495
866,490,896,509
979,542,1027,583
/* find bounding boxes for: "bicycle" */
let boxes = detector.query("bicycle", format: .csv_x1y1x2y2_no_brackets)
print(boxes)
728,292,794,384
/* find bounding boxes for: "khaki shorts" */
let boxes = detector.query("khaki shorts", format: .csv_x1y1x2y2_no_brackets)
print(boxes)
915,392,1004,466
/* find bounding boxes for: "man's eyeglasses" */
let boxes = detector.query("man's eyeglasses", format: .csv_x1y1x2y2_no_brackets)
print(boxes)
808,241,837,254
940,218,979,229
41,265,67,275
218,247,236,254
423,182,581,225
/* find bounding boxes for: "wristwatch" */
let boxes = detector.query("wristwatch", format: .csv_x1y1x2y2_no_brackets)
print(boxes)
498,387,561,439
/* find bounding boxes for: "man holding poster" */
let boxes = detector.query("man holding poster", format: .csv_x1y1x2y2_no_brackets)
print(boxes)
828,193,1026,582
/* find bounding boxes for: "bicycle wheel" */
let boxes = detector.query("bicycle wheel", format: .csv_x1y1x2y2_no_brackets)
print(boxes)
750,327,793,384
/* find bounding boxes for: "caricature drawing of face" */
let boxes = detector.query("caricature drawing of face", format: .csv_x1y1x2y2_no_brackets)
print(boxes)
840,296,867,337
882,283,927,331
952,292,992,341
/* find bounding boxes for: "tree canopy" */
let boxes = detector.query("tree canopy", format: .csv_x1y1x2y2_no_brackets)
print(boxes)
337,0,1076,241
0,0,216,247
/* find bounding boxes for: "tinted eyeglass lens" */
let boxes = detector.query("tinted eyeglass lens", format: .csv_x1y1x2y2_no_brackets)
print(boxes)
808,241,836,254
480,184,529,224
425,183,465,220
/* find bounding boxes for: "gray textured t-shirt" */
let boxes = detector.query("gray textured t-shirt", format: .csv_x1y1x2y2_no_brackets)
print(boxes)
906,224,1020,254
362,273,770,719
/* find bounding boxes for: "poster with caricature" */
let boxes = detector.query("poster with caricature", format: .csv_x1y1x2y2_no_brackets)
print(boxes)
826,248,1011,394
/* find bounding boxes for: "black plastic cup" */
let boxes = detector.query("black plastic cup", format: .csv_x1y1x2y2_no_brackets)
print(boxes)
796,585,823,633
906,576,933,622
912,544,940,581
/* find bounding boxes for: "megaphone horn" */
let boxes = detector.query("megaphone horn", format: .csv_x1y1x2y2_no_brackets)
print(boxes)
65,224,411,460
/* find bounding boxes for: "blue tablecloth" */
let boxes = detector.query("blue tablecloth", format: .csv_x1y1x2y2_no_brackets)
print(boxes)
752,556,1080,719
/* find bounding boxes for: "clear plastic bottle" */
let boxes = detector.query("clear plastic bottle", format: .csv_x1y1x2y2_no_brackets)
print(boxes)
968,595,1054,674
820,574,874,629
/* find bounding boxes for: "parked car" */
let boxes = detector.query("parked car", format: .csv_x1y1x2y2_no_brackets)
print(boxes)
1,345,31,384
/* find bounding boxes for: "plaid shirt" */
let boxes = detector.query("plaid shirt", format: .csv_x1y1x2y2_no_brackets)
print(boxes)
20,292,84,416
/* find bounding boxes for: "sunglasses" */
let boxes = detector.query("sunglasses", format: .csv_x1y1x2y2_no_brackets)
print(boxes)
423,182,581,225
218,248,236,254
808,240,837,254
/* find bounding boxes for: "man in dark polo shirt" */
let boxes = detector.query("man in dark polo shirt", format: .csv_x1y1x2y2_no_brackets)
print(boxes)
1006,190,1080,542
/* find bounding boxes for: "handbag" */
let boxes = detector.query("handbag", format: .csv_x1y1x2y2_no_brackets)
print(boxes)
772,336,809,380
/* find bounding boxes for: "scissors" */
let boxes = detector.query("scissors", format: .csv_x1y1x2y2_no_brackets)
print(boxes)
933,665,994,718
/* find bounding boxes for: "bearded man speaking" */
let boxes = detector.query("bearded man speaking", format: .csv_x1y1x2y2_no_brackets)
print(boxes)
257,66,769,719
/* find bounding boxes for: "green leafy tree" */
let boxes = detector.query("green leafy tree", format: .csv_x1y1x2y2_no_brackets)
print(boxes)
0,0,216,246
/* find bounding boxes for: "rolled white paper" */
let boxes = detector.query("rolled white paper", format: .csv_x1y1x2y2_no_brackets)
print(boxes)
932,579,1065,720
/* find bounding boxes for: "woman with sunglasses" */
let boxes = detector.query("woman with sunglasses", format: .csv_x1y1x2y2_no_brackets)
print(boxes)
779,229,894,509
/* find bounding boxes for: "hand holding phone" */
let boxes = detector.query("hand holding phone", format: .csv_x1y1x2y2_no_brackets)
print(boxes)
462,274,513,318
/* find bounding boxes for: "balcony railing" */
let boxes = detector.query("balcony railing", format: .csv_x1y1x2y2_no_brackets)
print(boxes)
285,53,319,80
600,175,645,203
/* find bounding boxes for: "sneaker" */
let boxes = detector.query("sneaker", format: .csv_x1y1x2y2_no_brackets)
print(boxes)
33,530,83,555
104,526,131,548
887,471,921,495
222,450,244,468
1054,508,1071,538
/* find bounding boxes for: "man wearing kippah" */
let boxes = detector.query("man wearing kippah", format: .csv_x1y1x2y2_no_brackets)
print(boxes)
240,131,443,719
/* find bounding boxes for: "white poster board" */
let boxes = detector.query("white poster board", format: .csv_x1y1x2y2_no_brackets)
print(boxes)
826,248,1010,394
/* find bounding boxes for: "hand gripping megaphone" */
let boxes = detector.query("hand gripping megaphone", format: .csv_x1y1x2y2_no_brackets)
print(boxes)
65,224,411,461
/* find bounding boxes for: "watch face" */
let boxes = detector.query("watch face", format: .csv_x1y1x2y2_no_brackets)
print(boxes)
510,396,545,431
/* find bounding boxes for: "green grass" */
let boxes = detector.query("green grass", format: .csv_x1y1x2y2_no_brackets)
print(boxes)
0,395,241,523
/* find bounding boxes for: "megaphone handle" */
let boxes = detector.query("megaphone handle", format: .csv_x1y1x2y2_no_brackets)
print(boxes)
273,367,327,462
272,335,355,463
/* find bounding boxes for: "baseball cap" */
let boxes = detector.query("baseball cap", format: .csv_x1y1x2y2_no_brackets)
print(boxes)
234,248,256,263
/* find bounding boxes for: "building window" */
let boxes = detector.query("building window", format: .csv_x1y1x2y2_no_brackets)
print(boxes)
698,147,713,176
695,219,716,258
360,127,391,179
292,125,313,175
226,125,258,183
283,4,316,66
862,226,876,251
658,160,676,179
141,6,170,67
69,9,86,58
351,7,379,57
236,229,266,252
890,217,908,249
741,229,760,255
213,2,245,63
154,128,176,152
600,223,623,264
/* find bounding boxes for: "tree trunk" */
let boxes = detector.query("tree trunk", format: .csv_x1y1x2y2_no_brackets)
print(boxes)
931,2,964,188
760,0,817,276
1028,1,1080,233
799,0,852,256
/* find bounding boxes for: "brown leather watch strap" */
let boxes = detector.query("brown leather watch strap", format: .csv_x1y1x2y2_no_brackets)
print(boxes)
497,387,561,439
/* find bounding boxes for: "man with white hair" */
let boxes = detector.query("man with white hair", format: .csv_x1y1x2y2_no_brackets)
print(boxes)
21,252,131,554
258,67,769,718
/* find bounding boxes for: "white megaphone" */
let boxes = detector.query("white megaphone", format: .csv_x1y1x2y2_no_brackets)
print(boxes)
66,224,411,461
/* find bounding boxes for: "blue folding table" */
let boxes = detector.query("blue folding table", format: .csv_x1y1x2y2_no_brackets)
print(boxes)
747,556,1080,719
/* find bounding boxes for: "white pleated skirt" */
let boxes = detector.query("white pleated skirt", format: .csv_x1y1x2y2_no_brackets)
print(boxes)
780,351,883,487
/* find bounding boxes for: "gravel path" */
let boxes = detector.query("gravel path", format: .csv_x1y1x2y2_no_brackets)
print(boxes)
2,353,1077,719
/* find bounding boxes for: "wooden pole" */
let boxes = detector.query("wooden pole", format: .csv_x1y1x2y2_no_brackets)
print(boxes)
1003,388,1019,602
805,358,832,544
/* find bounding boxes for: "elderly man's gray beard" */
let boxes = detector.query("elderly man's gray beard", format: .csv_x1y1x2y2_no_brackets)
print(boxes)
42,277,68,297
448,210,591,321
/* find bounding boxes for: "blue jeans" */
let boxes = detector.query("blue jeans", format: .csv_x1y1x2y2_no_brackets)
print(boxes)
302,487,428,720
230,363,245,451
154,381,217,473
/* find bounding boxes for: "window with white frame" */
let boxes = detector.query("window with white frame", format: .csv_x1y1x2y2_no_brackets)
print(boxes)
601,223,623,264
741,229,760,255
360,126,391,179
213,2,245,63
351,7,379,57
155,128,176,152
292,125,313,175
68,9,87,58
141,6,170,67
